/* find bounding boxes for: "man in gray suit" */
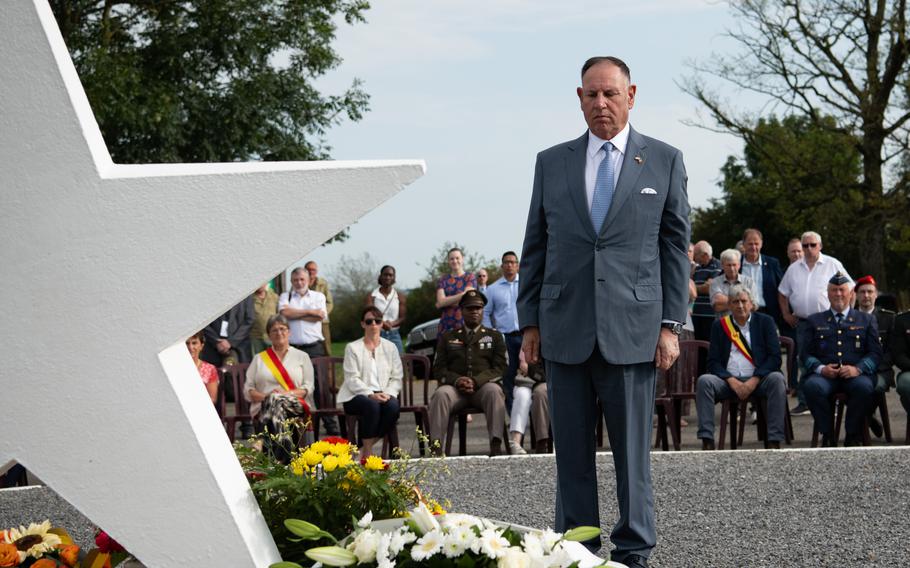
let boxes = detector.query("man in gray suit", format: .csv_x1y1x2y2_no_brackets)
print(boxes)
517,56,690,568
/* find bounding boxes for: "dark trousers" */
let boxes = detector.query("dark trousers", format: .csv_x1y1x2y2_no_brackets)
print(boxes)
503,333,523,412
343,395,400,442
546,348,656,560
804,373,875,438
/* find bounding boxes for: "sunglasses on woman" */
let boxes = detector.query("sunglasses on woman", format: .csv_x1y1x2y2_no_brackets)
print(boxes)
363,318,383,325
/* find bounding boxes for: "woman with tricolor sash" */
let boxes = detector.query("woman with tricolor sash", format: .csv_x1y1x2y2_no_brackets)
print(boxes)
337,306,403,458
244,314,315,462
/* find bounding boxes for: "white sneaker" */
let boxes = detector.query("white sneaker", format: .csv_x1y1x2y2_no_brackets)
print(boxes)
508,440,527,455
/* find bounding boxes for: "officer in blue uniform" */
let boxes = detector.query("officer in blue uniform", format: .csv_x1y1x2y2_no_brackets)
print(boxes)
801,272,882,446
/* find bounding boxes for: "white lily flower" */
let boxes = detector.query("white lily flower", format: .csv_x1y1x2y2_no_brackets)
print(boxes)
350,528,381,563
408,502,441,536
357,511,373,528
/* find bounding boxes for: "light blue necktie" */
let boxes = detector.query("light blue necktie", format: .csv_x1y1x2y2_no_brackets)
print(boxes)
590,141,615,233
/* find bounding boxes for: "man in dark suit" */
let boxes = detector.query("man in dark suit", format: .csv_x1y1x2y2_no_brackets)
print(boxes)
695,284,787,449
802,273,881,447
517,56,690,568
739,228,784,327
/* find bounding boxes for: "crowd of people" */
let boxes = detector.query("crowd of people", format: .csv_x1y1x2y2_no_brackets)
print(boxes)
173,228,908,462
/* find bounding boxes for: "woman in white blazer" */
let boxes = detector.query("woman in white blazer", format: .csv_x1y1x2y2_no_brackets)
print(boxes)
338,306,404,458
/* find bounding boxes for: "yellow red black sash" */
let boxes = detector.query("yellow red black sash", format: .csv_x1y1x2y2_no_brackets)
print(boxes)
263,347,296,391
720,315,754,364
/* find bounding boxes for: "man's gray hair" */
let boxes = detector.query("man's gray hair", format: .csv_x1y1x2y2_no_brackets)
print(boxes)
719,248,741,264
801,231,822,245
727,283,755,305
290,266,308,278
694,240,713,257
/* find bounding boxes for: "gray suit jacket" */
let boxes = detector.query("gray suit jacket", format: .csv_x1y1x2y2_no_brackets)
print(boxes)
517,127,691,365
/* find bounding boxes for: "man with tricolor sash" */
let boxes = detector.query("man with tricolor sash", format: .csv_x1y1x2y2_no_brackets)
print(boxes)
695,284,788,450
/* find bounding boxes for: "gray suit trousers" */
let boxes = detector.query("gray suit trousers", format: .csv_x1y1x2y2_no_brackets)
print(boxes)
547,349,656,558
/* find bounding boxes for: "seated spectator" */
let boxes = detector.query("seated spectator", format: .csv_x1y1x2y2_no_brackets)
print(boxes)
801,273,881,447
692,240,722,341
710,249,759,317
337,306,403,459
508,350,549,454
854,275,893,438
696,284,787,450
429,290,507,456
244,314,315,462
186,330,219,403
365,265,407,354
891,310,910,417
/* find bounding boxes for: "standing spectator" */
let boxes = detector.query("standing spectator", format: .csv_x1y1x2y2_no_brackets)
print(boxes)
778,231,851,415
692,241,722,341
305,260,334,355
709,249,759,317
338,307,403,459
802,273,880,446
786,238,804,265
251,282,279,355
429,290,507,456
483,251,522,411
435,247,477,336
476,268,489,292
892,311,910,416
739,228,784,327
366,265,407,354
186,331,219,403
695,284,787,450
280,267,336,435
854,275,893,438
200,297,254,367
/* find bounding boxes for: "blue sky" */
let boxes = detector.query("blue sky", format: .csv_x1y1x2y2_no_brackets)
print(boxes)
302,0,744,288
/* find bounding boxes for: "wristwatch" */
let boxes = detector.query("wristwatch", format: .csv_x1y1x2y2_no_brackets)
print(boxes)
661,322,684,335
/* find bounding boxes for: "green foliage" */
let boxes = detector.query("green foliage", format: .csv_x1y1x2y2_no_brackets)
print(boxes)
691,115,894,279
327,253,379,342
52,0,370,164
402,242,493,338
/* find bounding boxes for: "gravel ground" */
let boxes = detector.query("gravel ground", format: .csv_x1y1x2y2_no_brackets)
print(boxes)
3,448,909,567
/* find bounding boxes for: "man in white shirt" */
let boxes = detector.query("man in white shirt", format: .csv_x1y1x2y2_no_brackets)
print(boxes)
709,249,759,317
279,267,327,359
778,231,851,414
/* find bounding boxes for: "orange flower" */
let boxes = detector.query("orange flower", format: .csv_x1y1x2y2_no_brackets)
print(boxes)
31,559,60,568
57,544,80,567
0,543,19,567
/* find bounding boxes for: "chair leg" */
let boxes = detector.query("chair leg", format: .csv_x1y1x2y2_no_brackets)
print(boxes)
671,399,683,451
718,401,729,450
878,394,893,443
458,414,468,456
729,403,738,450
737,400,749,446
444,415,456,456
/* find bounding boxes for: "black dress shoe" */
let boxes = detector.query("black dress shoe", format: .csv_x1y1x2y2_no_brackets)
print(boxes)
701,438,715,451
620,554,649,568
821,434,836,447
868,416,883,438
765,441,781,450
489,437,504,456
844,435,863,447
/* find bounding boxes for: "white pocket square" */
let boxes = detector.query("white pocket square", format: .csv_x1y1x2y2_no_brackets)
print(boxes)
640,187,657,195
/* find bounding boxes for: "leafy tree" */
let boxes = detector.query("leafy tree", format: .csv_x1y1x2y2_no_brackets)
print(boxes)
693,115,865,270
326,252,378,342
682,0,910,287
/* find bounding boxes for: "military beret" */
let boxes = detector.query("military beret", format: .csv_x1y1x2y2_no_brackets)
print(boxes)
828,272,851,286
459,289,487,308
855,275,876,289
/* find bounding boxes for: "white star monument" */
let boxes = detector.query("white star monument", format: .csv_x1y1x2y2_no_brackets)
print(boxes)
0,2,424,566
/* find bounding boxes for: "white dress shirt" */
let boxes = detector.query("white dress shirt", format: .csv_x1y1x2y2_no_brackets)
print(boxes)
726,315,756,378
778,254,851,319
584,123,630,211
279,288,327,345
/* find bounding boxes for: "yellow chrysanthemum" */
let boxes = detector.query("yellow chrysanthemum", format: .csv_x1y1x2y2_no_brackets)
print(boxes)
427,499,447,515
5,521,62,559
335,452,353,468
290,456,309,476
303,449,324,467
309,441,332,455
363,456,385,471
345,469,362,485
329,442,354,456
322,455,340,472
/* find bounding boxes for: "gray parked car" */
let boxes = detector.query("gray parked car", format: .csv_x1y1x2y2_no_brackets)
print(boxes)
405,318,439,360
